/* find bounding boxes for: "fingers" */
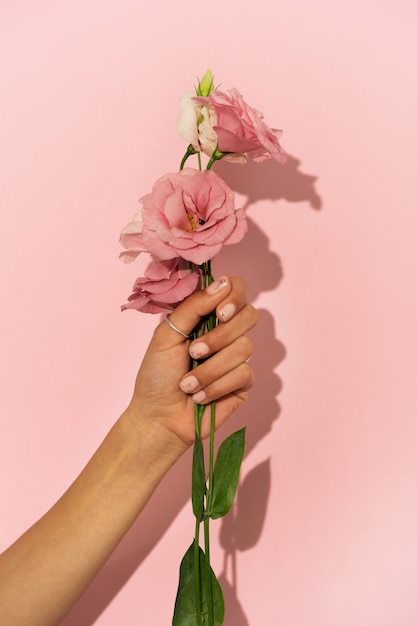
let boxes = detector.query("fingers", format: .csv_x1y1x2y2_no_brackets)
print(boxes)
215,275,249,323
179,281,258,405
153,273,257,409
193,364,254,406
156,276,250,344
189,303,258,359
180,335,254,404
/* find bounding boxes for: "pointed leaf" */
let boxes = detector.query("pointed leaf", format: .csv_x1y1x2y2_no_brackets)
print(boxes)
211,428,246,519
172,542,225,625
173,543,199,626
192,434,206,521
203,554,224,625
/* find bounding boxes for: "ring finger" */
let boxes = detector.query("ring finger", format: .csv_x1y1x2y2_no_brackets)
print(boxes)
180,335,253,399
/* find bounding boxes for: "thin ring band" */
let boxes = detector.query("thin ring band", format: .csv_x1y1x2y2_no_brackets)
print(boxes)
165,314,191,339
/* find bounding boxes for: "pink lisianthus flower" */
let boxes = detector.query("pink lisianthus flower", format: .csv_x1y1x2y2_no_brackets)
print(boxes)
122,258,201,314
194,88,287,164
119,207,147,263
140,168,247,266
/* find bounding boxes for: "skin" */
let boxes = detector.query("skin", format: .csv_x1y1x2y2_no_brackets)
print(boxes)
0,276,257,626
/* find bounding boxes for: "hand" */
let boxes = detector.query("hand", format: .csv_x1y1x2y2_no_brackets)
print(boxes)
125,276,258,448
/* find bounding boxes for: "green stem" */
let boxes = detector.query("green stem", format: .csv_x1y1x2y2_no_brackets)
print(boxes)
203,261,216,626
180,144,197,170
203,516,214,626
193,401,205,625
194,523,202,624
194,404,200,438
206,147,225,170
208,401,216,509
207,260,213,289
192,262,216,625
203,402,216,626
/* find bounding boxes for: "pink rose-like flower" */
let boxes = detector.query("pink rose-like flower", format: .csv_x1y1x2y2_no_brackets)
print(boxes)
194,88,287,164
140,168,247,266
122,258,200,314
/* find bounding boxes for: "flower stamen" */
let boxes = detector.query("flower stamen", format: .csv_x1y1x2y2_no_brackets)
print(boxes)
186,213,197,231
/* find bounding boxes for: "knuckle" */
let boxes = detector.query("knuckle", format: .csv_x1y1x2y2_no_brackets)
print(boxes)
240,361,254,385
230,275,249,293
245,303,259,327
237,334,254,358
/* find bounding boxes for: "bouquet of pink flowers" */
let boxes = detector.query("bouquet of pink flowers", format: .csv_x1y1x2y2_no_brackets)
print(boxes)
119,69,287,625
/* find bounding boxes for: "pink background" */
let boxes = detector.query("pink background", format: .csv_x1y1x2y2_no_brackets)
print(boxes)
1,1,417,624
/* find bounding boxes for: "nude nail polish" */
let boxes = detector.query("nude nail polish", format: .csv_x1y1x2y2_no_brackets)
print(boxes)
219,302,235,320
180,375,199,393
189,342,210,359
192,390,207,404
206,277,228,294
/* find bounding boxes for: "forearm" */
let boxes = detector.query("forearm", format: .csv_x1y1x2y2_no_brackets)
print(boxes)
0,411,188,626
0,276,255,625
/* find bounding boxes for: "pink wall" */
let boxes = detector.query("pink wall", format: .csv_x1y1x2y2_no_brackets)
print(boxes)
1,1,417,624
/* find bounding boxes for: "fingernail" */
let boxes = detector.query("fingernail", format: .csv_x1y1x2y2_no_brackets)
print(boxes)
192,390,207,404
189,342,209,359
180,375,199,393
219,302,235,320
207,277,228,295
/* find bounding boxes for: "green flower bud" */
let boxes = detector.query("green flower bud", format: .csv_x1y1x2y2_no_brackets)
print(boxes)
196,68,214,96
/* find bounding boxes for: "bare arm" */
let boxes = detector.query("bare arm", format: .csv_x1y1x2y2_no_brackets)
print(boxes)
0,276,257,626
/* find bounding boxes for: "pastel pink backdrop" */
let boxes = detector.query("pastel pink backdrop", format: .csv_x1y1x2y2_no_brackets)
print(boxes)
1,1,417,624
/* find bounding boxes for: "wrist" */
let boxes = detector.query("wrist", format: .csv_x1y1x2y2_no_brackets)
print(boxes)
119,406,190,470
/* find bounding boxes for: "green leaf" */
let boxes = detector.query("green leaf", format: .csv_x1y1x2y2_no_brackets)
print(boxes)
210,428,246,519
172,543,199,626
173,542,225,625
192,434,206,521
204,557,224,626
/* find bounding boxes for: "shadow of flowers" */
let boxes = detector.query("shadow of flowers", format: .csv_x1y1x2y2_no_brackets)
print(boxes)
215,154,322,211
60,153,321,626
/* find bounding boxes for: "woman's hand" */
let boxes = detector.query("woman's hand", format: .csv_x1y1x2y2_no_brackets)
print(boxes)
0,276,257,626
125,276,258,448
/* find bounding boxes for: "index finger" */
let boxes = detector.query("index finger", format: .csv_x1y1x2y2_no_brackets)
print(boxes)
160,276,249,343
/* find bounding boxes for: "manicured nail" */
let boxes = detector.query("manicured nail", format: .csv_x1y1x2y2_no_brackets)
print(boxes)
219,302,235,320
180,375,199,393
207,277,228,295
192,390,207,404
189,342,209,359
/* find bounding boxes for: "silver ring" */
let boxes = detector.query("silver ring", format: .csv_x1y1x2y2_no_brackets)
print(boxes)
165,314,191,339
